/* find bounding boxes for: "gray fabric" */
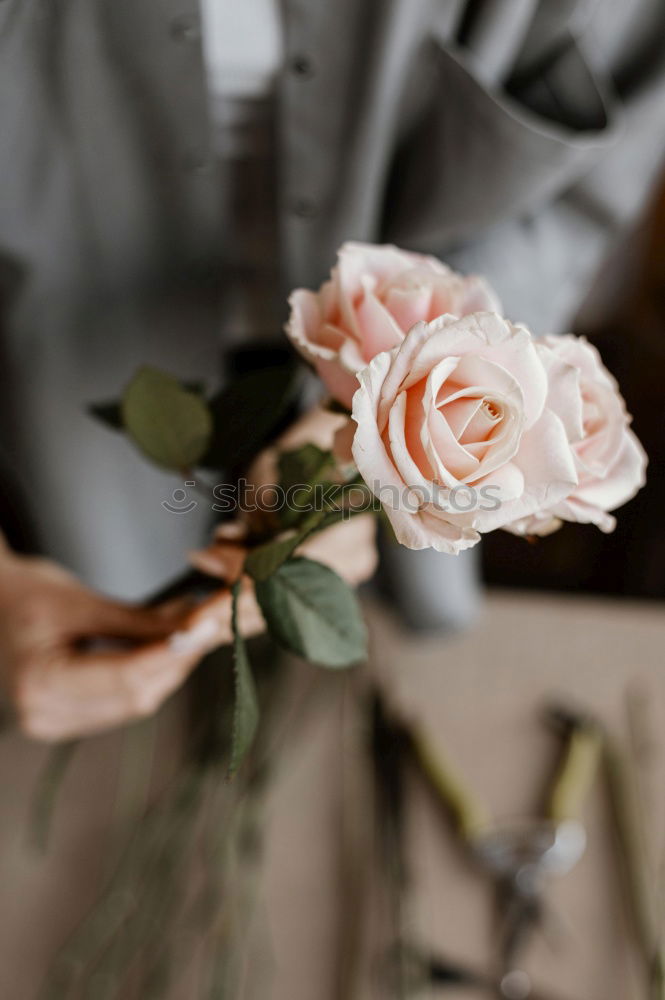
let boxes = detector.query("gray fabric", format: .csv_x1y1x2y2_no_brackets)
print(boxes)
0,0,664,601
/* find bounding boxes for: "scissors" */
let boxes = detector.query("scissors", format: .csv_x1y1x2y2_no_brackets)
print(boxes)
405,707,603,998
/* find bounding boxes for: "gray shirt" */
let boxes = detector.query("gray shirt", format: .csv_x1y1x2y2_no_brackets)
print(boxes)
0,0,663,599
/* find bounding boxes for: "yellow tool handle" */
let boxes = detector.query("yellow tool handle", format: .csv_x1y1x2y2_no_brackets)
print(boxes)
410,727,491,841
548,723,603,823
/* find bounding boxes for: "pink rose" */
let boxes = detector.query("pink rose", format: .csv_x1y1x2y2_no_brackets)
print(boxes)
350,312,579,553
286,242,500,408
506,335,647,536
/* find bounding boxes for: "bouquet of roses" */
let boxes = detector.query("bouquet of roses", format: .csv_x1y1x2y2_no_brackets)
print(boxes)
93,243,646,774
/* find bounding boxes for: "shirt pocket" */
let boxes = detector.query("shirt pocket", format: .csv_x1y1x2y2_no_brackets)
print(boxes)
384,31,622,252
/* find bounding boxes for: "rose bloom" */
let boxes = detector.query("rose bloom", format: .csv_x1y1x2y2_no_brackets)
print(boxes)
350,312,579,554
286,242,500,408
505,334,647,537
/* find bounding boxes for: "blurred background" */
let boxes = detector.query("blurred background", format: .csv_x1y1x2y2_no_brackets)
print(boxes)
483,169,665,599
1,2,665,999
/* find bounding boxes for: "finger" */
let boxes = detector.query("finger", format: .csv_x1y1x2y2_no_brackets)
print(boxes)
21,634,219,740
299,515,378,585
213,521,248,542
167,583,263,651
74,598,178,642
188,542,247,583
24,587,265,739
276,406,348,451
151,594,201,622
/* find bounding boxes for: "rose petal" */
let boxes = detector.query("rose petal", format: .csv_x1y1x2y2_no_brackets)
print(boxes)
537,343,584,443
352,351,409,509
375,321,440,431
313,358,361,410
451,274,503,315
406,313,547,428
572,428,647,514
285,288,331,362
383,501,480,554
503,512,564,537
356,282,405,359
471,408,577,532
441,396,483,440
575,378,626,478
337,243,416,331
383,284,434,331
540,334,618,392
388,387,436,488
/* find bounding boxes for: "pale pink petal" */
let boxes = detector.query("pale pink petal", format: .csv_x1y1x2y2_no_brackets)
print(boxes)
356,282,405,359
425,407,479,484
503,512,564,537
460,400,503,444
313,358,361,410
537,343,584,443
383,502,480,554
474,461,525,506
550,496,616,533
441,396,483,439
452,274,503,315
383,284,433,331
315,323,348,352
540,334,618,392
435,383,524,484
320,279,341,323
572,428,647,514
439,353,524,403
285,288,330,363
474,409,577,533
337,243,416,317
387,389,434,489
351,352,408,507
375,322,441,431
404,313,547,428
574,379,626,477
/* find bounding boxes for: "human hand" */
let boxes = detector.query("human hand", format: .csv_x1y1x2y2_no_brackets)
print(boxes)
0,546,262,742
190,406,379,588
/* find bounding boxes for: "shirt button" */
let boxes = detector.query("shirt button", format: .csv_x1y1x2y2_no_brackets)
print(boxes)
290,55,315,79
170,14,201,43
290,197,319,219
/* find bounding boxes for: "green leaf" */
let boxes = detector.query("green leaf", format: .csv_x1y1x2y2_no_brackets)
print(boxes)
88,382,205,436
88,400,124,431
228,581,260,778
244,509,328,582
201,363,299,470
255,557,367,668
121,367,212,470
277,444,337,529
278,444,334,492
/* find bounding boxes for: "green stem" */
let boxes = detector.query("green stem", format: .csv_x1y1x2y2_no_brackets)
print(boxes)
28,741,79,853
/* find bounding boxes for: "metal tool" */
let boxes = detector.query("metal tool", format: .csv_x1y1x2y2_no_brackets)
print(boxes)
406,708,603,998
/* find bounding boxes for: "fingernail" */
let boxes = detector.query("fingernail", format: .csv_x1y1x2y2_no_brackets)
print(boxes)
189,549,229,577
169,617,219,653
214,521,247,541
